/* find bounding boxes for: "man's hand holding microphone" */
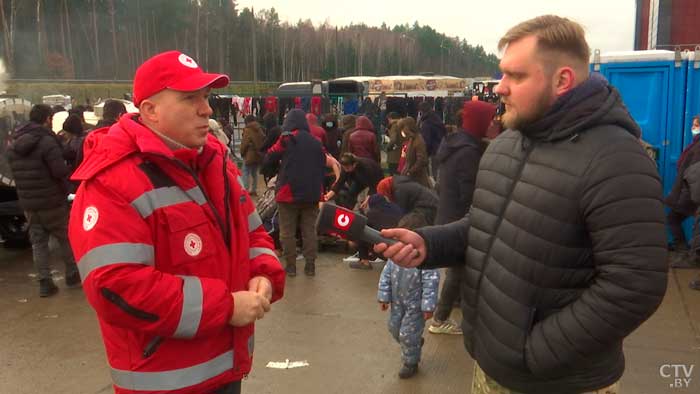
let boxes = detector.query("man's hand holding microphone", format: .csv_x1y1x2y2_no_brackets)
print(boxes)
316,202,427,268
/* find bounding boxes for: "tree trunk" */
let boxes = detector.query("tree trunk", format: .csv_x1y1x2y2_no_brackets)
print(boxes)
108,0,118,79
64,0,74,77
0,0,14,73
136,0,143,62
58,1,67,57
36,0,43,67
92,0,100,72
194,3,200,60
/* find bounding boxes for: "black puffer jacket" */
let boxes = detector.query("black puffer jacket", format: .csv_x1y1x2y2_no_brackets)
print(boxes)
7,122,70,211
392,175,438,225
434,131,482,225
417,74,667,393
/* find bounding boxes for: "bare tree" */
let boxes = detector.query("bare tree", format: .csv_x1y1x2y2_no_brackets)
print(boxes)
107,0,118,78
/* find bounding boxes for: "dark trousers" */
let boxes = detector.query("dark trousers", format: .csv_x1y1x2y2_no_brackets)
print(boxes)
434,266,464,322
668,210,690,249
387,162,399,176
212,380,241,394
278,202,319,267
25,205,78,281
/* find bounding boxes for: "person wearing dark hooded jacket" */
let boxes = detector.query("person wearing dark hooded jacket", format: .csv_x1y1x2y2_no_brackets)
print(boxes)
347,116,380,163
376,176,438,227
665,115,700,266
418,101,447,179
428,101,496,336
321,113,342,159
264,109,325,277
305,112,327,146
375,16,667,394
260,112,282,153
6,104,80,297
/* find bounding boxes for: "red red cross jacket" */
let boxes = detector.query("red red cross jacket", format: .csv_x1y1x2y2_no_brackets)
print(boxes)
69,114,285,394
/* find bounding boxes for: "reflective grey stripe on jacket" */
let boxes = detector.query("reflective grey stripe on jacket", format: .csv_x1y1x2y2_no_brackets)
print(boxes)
78,243,154,280
131,186,207,218
111,350,234,391
249,247,281,266
248,211,263,231
172,276,203,339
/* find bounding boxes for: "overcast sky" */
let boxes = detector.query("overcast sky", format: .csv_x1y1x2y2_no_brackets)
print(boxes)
237,0,637,57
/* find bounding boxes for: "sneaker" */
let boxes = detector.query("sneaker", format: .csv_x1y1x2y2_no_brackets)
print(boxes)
349,260,372,270
285,264,297,277
65,271,82,288
304,262,315,277
343,252,360,263
369,256,384,264
690,279,700,291
296,254,304,261
398,363,418,379
39,278,59,297
429,319,463,335
669,251,698,268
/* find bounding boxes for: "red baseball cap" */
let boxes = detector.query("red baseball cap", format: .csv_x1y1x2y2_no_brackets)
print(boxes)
133,51,229,106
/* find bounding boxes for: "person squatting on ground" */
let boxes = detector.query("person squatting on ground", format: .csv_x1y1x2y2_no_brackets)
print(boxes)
378,213,439,380
68,51,285,394
264,108,326,277
375,15,667,394
429,100,496,336
324,152,384,209
7,104,80,297
665,115,700,267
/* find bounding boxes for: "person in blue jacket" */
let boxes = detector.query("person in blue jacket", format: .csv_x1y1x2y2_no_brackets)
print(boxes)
377,212,439,379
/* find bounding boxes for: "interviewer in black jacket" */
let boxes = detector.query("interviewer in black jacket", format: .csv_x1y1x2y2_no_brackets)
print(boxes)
375,16,667,394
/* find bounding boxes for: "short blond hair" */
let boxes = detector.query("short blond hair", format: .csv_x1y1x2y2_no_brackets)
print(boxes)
498,15,590,72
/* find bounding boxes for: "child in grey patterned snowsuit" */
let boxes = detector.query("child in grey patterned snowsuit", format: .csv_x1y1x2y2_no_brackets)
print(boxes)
378,258,439,378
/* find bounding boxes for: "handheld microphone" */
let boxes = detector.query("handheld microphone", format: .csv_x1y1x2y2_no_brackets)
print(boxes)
316,203,397,246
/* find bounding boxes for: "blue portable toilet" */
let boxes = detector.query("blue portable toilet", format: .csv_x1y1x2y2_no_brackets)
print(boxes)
591,50,687,198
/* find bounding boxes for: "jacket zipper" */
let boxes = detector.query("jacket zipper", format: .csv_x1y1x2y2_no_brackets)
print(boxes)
150,153,232,251
470,138,535,351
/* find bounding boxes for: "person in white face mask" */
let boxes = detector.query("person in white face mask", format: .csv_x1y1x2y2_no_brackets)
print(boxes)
665,115,700,269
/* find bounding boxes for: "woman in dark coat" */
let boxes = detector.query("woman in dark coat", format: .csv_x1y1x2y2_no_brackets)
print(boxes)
665,115,700,260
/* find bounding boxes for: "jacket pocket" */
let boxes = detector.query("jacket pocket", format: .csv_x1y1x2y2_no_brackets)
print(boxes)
164,207,215,266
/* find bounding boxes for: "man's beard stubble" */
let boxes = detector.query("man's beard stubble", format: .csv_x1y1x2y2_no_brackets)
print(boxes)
501,85,553,131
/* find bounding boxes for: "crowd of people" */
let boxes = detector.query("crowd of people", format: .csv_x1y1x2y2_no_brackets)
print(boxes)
1,13,685,394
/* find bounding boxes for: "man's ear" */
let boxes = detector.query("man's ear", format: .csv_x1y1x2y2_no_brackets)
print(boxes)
139,100,158,123
554,66,576,97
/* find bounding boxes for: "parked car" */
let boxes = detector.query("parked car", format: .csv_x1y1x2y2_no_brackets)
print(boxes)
0,96,32,248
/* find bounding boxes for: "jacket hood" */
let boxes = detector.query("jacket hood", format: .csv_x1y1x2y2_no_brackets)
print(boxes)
435,131,480,164
246,121,263,134
72,113,226,181
355,116,375,132
10,122,51,156
462,101,497,139
263,115,278,130
282,109,310,133
520,73,641,142
305,113,319,126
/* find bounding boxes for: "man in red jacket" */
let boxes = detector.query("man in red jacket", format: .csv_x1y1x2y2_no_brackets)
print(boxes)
68,51,285,394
